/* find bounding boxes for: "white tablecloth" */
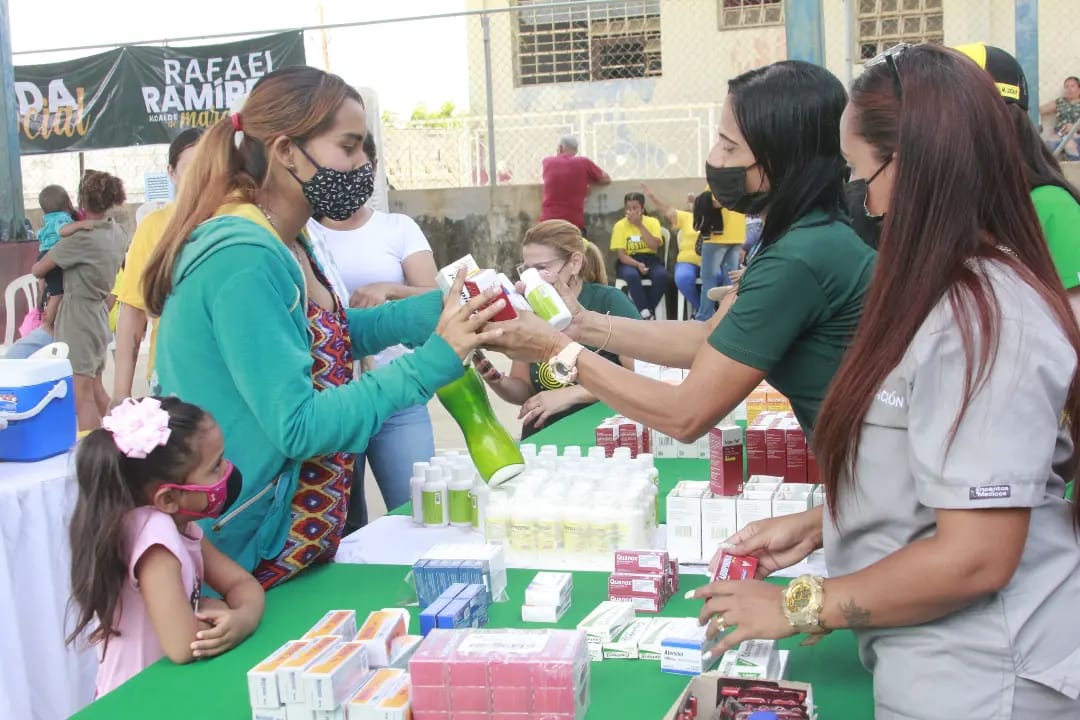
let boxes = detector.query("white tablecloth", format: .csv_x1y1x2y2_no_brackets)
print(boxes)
0,452,97,720
335,515,827,579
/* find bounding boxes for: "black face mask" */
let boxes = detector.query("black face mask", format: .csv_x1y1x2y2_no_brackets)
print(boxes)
290,145,375,221
705,162,770,215
843,180,884,249
843,158,891,249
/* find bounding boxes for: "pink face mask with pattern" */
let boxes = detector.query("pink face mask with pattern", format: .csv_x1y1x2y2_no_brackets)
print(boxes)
157,461,243,519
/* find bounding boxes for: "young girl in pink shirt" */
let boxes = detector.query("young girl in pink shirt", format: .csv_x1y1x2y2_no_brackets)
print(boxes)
67,397,265,697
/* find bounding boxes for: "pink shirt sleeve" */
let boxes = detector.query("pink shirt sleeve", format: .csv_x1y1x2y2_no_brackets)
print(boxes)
125,508,204,590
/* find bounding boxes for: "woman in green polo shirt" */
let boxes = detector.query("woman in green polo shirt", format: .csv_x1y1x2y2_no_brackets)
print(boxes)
487,60,874,440
477,219,637,438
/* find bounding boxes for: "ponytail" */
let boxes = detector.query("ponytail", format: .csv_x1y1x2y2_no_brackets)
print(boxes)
580,239,608,285
523,218,608,285
67,397,209,650
67,429,140,650
143,66,363,317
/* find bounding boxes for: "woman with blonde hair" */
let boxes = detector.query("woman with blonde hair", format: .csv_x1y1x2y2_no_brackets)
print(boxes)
141,66,505,587
476,219,637,437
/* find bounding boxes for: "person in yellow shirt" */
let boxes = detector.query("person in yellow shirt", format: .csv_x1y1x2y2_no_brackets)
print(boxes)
610,191,667,319
642,184,702,317
112,129,202,400
697,197,746,321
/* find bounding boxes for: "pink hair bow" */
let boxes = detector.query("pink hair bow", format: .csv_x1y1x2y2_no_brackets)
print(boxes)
102,398,172,459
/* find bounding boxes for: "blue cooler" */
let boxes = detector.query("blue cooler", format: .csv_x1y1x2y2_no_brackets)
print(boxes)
0,359,77,462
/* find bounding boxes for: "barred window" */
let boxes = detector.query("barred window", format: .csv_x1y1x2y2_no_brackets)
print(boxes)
857,0,943,61
717,0,784,30
515,0,662,86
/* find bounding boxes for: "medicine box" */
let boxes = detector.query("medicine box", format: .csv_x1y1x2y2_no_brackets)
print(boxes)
659,621,718,676
302,641,371,710
665,481,709,564
577,601,635,661
638,617,684,661
276,636,342,705
435,253,480,299
700,494,738,555
355,609,409,667
708,424,744,497
301,609,357,641
613,549,668,575
524,571,573,607
251,707,288,720
736,489,775,533
715,639,781,681
601,618,653,659
248,640,310,709
344,668,408,720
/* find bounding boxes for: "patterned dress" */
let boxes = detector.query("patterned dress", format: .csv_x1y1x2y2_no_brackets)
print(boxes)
254,257,356,590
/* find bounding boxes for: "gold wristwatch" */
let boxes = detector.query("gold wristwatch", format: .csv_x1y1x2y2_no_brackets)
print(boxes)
783,574,830,645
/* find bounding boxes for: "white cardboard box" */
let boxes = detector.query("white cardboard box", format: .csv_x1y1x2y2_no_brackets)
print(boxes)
772,488,813,517
700,494,738,555
665,481,710,563
736,490,775,532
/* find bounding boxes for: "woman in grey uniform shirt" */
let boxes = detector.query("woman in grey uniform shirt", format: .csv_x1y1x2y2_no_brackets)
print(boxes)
690,45,1080,719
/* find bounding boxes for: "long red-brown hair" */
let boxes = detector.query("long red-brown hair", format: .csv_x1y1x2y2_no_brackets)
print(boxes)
815,45,1080,526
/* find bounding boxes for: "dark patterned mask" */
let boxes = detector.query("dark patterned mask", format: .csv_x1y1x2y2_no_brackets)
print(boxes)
290,144,374,221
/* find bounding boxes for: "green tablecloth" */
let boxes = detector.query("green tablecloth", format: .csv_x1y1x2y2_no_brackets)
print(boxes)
75,402,873,719
73,564,873,720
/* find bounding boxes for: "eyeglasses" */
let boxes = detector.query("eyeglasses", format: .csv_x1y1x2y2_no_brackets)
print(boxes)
516,259,566,279
865,43,913,100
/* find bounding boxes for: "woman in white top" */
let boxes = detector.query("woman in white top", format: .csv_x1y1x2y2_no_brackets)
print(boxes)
306,134,438,531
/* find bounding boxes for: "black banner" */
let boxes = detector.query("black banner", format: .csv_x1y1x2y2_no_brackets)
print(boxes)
13,31,306,155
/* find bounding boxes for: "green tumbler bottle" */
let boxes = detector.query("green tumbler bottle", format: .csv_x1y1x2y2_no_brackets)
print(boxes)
436,366,524,486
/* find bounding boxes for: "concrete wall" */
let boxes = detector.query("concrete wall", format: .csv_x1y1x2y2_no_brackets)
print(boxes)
5,167,1080,343
389,177,703,278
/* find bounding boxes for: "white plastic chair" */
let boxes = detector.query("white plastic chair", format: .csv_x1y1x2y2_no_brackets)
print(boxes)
3,274,41,348
613,227,670,320
29,341,69,360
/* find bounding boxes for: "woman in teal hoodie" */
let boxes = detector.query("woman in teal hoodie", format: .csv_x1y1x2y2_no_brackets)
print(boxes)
141,67,506,588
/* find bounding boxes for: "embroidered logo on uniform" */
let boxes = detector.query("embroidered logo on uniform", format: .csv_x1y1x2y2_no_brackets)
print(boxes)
875,389,905,409
969,485,1011,500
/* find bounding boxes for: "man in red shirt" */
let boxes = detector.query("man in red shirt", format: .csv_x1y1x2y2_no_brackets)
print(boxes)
539,136,610,234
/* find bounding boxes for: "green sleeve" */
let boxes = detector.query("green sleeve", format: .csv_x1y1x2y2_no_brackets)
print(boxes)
211,269,463,458
346,290,443,355
1034,187,1080,290
708,254,827,372
604,285,641,319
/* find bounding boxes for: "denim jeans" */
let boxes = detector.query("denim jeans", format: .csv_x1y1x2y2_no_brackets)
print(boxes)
346,403,435,532
3,327,54,358
674,262,701,314
696,244,741,321
615,254,669,316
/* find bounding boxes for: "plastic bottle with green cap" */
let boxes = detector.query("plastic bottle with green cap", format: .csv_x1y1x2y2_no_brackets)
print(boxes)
436,366,525,486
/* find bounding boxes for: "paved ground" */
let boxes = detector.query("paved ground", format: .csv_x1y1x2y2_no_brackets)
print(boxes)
110,348,522,521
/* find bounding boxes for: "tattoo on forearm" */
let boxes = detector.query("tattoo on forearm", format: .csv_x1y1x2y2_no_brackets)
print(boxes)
840,598,871,628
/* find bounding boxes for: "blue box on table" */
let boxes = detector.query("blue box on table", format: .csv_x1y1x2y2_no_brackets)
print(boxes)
0,359,76,462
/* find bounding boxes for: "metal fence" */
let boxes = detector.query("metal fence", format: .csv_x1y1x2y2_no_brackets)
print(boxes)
16,0,1080,206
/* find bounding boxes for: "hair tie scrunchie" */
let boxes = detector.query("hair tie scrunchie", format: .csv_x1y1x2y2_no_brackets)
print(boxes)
102,397,172,459
231,113,244,150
